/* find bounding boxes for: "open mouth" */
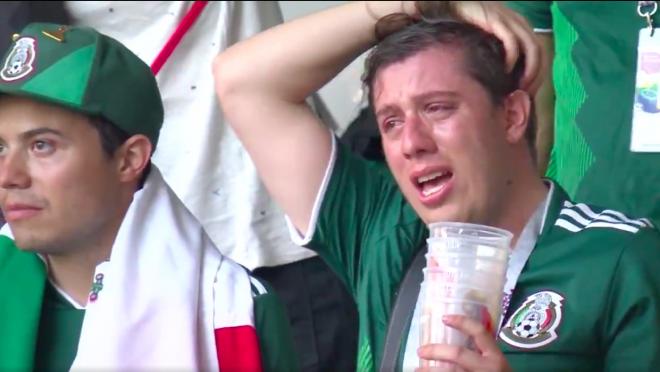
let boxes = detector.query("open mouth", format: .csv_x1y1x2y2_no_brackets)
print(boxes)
411,168,454,207
417,171,453,197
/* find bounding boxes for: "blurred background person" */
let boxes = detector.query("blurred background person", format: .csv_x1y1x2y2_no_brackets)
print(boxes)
506,1,660,228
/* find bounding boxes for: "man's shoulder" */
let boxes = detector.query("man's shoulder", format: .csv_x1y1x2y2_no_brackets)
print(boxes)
552,199,656,236
544,196,660,256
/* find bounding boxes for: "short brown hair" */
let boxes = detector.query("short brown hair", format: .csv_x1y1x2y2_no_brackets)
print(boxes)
362,16,535,151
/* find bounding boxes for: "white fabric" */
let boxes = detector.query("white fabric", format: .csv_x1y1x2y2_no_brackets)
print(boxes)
67,166,254,370
66,1,318,269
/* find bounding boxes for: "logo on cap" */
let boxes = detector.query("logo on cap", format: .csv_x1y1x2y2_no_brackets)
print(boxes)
1,37,37,82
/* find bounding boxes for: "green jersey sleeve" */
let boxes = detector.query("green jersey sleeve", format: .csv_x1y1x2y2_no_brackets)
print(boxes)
603,228,660,371
505,1,553,30
305,138,421,297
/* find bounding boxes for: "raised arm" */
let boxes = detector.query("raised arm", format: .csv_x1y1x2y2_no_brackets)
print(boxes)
213,1,543,234
213,1,412,233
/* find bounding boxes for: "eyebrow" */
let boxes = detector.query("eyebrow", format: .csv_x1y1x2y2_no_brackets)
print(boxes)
19,127,65,141
374,90,460,118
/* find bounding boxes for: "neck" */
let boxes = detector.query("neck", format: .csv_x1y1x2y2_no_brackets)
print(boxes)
495,171,549,247
46,251,105,306
45,205,127,306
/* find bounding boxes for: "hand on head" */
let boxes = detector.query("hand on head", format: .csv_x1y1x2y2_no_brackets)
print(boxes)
367,1,545,95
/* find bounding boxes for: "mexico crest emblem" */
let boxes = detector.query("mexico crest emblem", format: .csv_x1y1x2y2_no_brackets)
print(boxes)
499,290,564,349
1,37,37,82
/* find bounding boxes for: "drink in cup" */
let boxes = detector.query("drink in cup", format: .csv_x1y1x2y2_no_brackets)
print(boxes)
419,222,512,370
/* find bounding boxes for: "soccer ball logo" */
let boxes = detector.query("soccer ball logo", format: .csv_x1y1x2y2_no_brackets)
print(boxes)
499,291,565,349
513,312,542,338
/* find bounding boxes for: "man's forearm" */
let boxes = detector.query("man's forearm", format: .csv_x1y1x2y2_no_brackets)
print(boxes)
214,1,412,105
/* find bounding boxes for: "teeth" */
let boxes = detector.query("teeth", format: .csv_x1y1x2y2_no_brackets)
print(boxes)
418,171,446,184
422,184,444,197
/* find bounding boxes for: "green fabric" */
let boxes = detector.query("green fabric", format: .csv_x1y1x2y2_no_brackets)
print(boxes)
0,236,46,371
253,281,300,372
506,1,660,227
545,4,592,194
308,140,660,371
34,282,84,372
506,1,553,30
0,22,163,148
0,235,297,371
22,44,95,106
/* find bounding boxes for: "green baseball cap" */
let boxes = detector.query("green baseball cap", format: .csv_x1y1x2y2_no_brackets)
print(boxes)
0,22,163,148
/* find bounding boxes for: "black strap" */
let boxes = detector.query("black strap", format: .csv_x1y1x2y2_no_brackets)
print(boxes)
379,246,426,372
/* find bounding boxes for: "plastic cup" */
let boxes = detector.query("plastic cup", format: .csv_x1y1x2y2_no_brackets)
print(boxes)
428,221,513,243
419,222,512,369
424,253,508,277
422,268,506,289
419,278,502,338
418,291,491,371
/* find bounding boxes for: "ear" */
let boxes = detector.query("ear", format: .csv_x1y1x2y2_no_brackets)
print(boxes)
115,135,152,184
503,90,532,144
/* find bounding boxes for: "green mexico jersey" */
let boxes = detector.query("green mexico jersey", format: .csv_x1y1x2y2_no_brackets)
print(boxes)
306,139,660,371
0,236,297,371
505,1,660,227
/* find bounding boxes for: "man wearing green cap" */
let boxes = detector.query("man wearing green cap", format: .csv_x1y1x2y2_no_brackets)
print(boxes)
0,23,296,371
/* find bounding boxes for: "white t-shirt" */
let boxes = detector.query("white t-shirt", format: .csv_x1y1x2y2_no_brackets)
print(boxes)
66,1,325,269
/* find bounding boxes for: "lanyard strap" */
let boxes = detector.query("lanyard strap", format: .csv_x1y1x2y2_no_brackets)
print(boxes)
380,246,426,372
150,1,209,75
498,235,535,331
497,197,547,331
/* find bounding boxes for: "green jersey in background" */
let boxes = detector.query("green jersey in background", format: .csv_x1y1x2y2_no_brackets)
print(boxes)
506,1,660,227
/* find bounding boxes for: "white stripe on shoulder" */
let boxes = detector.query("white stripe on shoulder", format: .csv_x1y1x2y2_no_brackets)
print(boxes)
640,218,655,228
563,201,600,220
555,218,640,234
533,28,553,33
558,208,591,227
249,276,268,296
556,201,650,234
600,209,648,227
563,201,648,226
555,219,582,232
560,207,639,228
586,221,639,233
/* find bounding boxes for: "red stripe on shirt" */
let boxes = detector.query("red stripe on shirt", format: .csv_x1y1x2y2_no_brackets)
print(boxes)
214,325,263,372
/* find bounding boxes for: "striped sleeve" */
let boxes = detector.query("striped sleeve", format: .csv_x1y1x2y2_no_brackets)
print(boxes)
554,201,654,234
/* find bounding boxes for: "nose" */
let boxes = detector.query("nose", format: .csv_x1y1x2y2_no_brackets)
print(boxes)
0,151,30,190
401,115,436,159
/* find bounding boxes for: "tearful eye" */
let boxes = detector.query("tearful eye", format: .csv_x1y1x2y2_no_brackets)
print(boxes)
382,118,403,132
426,104,442,112
32,140,55,155
425,103,455,113
422,102,457,121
